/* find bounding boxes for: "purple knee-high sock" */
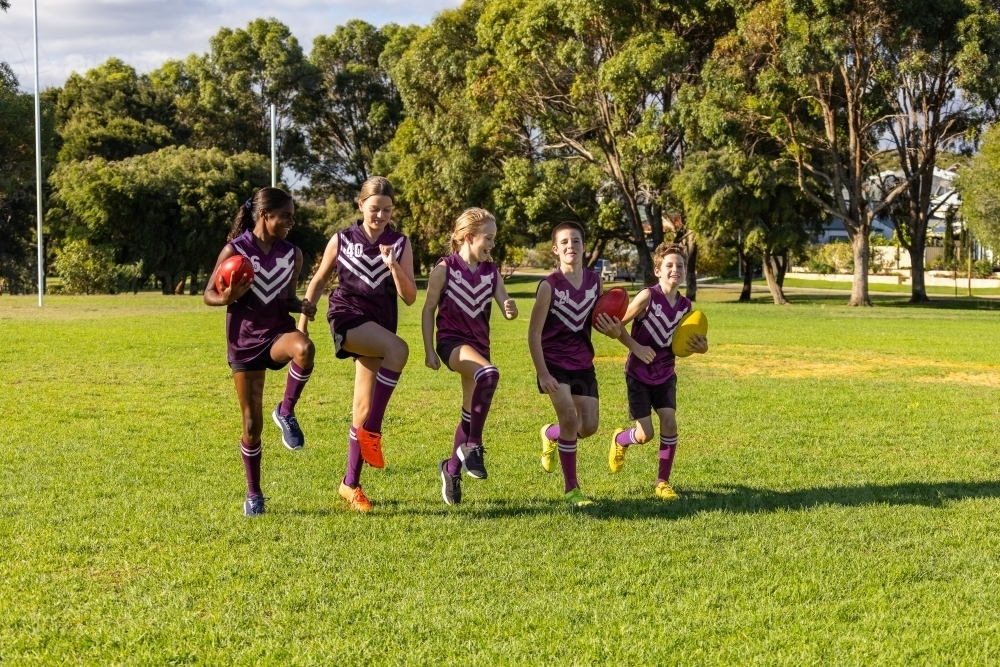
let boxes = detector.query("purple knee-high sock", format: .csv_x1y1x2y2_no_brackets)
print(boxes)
279,361,312,416
343,427,363,488
468,366,499,445
363,368,402,433
241,440,262,497
615,427,639,447
557,438,578,493
545,424,560,441
447,409,471,476
657,434,678,484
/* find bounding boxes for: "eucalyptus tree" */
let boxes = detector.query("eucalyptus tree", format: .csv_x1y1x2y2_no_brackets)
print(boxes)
171,19,314,168
883,0,1000,302
297,21,415,201
473,0,734,285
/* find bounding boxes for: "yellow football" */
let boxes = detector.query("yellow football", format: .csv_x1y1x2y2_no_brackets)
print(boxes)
671,310,708,358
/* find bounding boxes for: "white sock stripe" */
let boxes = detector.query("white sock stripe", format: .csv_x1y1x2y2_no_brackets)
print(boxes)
461,410,471,421
474,365,500,381
557,444,578,453
288,368,312,381
629,429,639,445
349,427,357,436
241,445,262,457
376,375,399,388
660,437,678,446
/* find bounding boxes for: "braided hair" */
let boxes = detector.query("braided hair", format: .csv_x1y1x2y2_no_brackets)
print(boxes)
228,187,294,241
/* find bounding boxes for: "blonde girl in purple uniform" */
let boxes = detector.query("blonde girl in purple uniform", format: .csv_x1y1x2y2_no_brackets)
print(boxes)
421,208,518,505
598,242,708,501
299,177,417,513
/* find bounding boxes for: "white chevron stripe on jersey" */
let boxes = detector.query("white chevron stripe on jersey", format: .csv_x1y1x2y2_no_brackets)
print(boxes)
448,277,493,308
445,291,491,318
550,284,598,332
254,264,296,293
551,285,598,315
338,252,392,289
642,304,687,347
448,269,494,296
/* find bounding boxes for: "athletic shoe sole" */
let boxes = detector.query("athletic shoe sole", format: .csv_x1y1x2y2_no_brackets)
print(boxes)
439,460,461,505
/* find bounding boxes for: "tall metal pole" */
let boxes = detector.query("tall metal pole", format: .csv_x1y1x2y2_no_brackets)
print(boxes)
270,103,276,187
33,0,44,306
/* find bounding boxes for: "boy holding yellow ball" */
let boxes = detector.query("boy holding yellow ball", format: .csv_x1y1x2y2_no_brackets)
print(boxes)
594,242,708,501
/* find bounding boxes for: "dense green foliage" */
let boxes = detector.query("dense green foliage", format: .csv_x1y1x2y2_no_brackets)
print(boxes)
959,123,1000,253
2,288,1000,662
49,147,269,293
2,0,1000,301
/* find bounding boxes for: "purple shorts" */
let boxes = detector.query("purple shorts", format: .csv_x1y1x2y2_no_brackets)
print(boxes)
436,339,490,372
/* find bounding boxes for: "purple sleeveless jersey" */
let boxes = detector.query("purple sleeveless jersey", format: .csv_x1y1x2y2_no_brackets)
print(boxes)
540,268,600,371
625,284,692,385
436,253,498,358
327,221,408,333
226,230,298,364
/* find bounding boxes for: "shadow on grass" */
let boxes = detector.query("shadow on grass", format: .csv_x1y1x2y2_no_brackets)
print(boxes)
583,480,1000,520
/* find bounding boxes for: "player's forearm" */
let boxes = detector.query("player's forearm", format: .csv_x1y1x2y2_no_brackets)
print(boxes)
393,267,417,305
527,332,548,376
421,307,436,355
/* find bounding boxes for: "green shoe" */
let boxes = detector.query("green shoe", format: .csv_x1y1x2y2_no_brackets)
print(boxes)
540,424,557,473
564,487,594,507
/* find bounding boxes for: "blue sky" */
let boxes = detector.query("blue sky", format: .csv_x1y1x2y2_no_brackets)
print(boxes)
0,0,461,89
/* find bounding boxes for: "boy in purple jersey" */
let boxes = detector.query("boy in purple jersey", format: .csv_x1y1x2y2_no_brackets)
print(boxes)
529,222,616,507
204,187,317,517
299,177,417,513
422,208,518,505
597,243,708,501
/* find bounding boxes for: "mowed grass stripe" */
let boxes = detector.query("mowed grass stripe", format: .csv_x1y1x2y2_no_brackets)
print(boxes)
2,290,1000,664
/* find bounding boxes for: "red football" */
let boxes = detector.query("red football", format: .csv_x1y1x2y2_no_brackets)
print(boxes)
215,254,254,293
592,287,629,326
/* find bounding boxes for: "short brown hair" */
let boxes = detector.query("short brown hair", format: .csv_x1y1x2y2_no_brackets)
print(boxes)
653,242,687,268
551,221,585,244
358,176,394,203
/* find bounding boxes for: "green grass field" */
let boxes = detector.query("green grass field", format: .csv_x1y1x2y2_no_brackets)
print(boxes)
2,284,1000,664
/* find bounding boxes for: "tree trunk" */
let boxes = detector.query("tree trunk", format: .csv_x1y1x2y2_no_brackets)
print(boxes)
623,201,654,286
586,237,608,269
907,242,929,303
685,238,698,302
762,250,789,305
775,250,788,288
647,202,664,249
189,270,200,296
155,270,172,295
739,253,753,303
849,232,872,306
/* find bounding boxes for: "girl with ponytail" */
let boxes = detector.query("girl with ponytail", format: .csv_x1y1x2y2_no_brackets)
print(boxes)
204,187,318,517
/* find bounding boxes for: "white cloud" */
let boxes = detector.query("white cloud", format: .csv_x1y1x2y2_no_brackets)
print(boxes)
0,0,461,89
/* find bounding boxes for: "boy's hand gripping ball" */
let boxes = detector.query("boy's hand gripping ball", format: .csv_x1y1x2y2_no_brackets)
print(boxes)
215,254,254,294
591,287,628,326
671,310,708,357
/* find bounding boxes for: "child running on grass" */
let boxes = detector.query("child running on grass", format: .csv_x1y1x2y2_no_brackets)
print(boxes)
299,177,417,513
598,242,707,501
204,187,317,517
421,208,518,505
529,222,615,507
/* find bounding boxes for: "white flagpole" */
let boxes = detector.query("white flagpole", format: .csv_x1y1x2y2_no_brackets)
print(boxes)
33,0,44,306
270,103,276,187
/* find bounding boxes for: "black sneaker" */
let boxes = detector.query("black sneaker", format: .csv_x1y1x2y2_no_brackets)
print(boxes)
272,405,305,450
458,443,488,479
439,460,462,505
243,493,266,517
